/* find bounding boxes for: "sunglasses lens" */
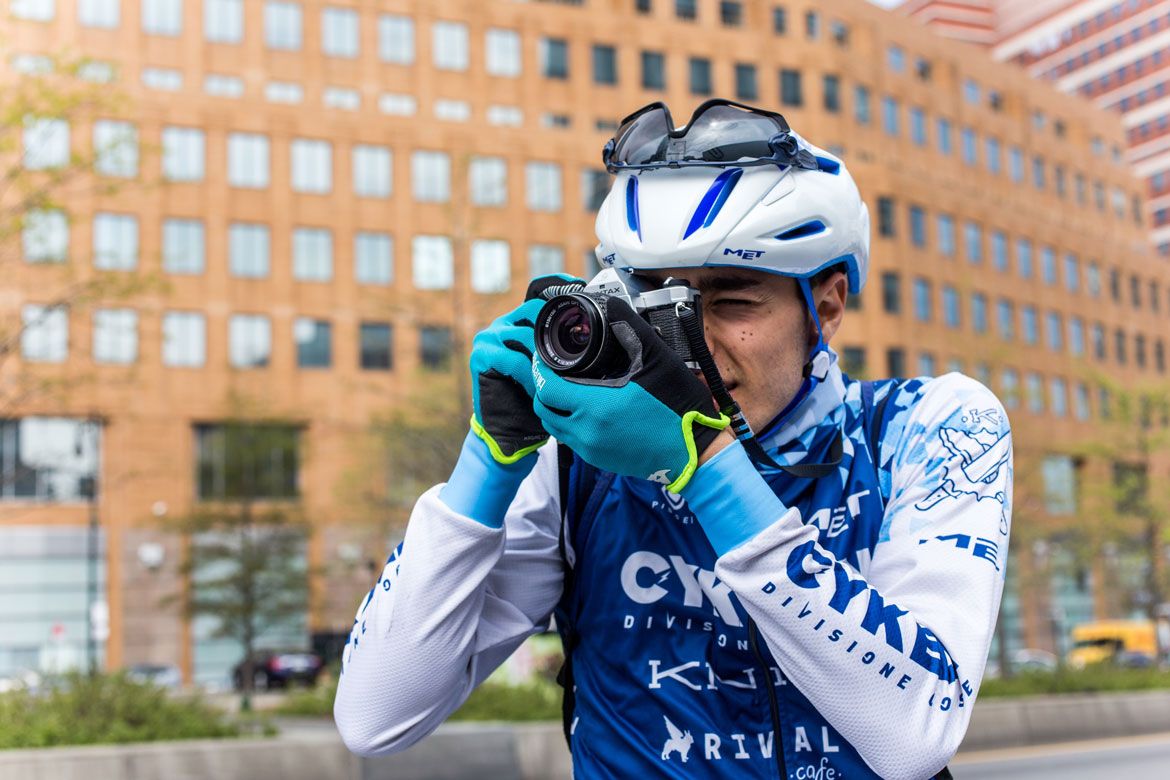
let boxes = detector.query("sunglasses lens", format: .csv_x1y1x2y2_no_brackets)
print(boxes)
610,107,672,166
608,102,789,168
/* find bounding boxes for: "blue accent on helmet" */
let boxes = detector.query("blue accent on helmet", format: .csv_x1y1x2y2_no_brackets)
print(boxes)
625,176,642,241
815,156,841,174
683,168,743,240
776,220,827,241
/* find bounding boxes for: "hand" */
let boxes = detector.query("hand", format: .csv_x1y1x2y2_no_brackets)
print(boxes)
470,275,585,463
531,297,729,492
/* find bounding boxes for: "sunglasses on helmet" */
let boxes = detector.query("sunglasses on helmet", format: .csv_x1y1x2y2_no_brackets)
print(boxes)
602,99,822,173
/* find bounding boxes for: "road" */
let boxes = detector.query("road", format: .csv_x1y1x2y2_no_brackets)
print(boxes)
953,732,1170,778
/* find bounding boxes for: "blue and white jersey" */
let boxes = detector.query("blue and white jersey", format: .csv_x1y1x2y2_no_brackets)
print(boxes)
334,364,1012,780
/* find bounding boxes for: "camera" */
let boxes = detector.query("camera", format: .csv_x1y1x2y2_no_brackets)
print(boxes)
534,269,702,378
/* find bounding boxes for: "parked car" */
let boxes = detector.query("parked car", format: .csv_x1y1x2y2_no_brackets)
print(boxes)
125,663,182,690
232,650,323,691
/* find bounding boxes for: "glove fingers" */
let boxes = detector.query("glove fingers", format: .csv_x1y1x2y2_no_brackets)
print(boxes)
525,274,586,302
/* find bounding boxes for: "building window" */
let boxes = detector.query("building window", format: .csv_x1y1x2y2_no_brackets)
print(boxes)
593,44,617,85
1074,384,1090,420
22,209,68,263
354,232,393,286
293,227,332,281
265,81,303,104
529,244,565,277
141,67,182,91
79,0,119,28
227,133,270,188
1115,329,1128,365
466,156,507,207
962,78,980,105
1086,262,1100,296
294,318,331,368
204,0,243,43
1016,239,1033,279
412,151,451,202
1001,369,1019,410
676,0,697,20
1069,317,1084,357
205,74,244,97
918,352,936,377
486,105,522,126
471,240,511,294
541,37,569,79
1135,334,1147,369
991,231,1007,271
636,0,652,14
1041,455,1077,514
1092,323,1106,360
21,305,68,363
435,99,471,122
805,10,819,38
881,96,898,136
92,213,138,270
936,214,955,257
942,286,960,328
352,145,392,198
526,162,562,212
886,347,905,377
195,424,299,499
378,15,414,64
264,1,302,50
909,107,926,146
322,7,359,58
876,196,895,237
1046,312,1063,352
1041,247,1057,286
163,311,206,367
887,45,904,73
142,0,182,35
961,128,977,166
823,74,840,113
909,205,925,247
432,20,469,70
1026,373,1044,413
1050,378,1067,418
1008,147,1023,183
913,278,932,322
582,169,610,211
641,51,666,90
688,57,712,95
291,139,332,194
1130,274,1142,308
720,0,742,26
93,120,138,178
162,218,205,275
772,6,787,34
229,223,270,278
736,64,758,101
0,421,103,506
997,299,1014,341
162,127,205,181
964,222,982,264
780,69,802,106
985,137,1001,174
854,85,870,125
1064,254,1080,293
228,314,272,368
92,309,137,364
881,271,900,314
971,292,988,334
412,235,453,290
936,117,952,155
485,28,521,77
359,323,392,371
1021,306,1037,345
420,326,452,370
1032,157,1046,189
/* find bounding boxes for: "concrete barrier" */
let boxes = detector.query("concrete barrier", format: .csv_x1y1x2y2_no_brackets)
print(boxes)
4,690,1170,780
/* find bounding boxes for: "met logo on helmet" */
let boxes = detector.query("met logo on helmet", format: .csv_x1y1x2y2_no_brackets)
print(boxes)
723,248,766,260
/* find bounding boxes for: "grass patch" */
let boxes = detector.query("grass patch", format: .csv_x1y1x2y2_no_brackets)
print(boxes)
0,672,241,749
275,680,338,718
980,665,1170,698
449,679,562,722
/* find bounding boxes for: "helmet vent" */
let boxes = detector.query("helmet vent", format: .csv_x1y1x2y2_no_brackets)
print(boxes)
625,176,642,241
683,168,743,239
776,220,827,241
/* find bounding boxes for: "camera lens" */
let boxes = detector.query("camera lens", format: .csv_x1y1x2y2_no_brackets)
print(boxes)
535,293,610,375
553,307,591,356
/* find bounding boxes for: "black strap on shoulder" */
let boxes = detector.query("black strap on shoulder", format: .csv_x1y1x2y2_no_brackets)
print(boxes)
554,442,578,749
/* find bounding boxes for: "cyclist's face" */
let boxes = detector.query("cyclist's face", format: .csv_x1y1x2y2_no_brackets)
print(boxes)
642,268,847,430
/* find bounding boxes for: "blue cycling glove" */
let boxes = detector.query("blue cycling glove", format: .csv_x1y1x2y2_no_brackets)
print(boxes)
531,297,729,493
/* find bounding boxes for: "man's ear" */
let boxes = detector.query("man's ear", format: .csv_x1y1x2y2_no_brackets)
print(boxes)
815,272,848,345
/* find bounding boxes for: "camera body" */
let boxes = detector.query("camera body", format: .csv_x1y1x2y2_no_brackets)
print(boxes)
534,269,702,378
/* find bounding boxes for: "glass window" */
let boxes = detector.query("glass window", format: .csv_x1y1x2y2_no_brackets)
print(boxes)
11,0,56,21
1021,306,1038,344
1008,147,1023,183
322,7,359,58
267,81,304,104
1041,455,1076,514
971,292,988,333
991,231,1007,271
529,244,565,277
228,223,270,278
354,232,393,285
881,272,900,314
881,96,899,136
805,10,819,38
541,37,569,79
324,89,360,111
909,107,926,145
352,145,391,198
21,305,68,363
526,162,562,211
917,352,936,377
294,318,331,368
908,205,926,247
378,15,414,64
823,74,840,113
1041,247,1057,286
412,235,453,290
227,133,270,188
1086,262,1100,296
1115,329,1128,364
195,424,299,499
886,347,905,377
204,0,242,42
265,1,303,50
0,422,103,508
92,309,137,364
293,227,332,281
486,28,521,77
1032,157,1046,189
593,44,617,85
22,209,68,263
433,20,469,70
676,0,697,20
689,57,712,95
141,67,182,91
162,218,205,275
963,78,980,104
359,323,392,371
641,51,665,90
936,118,952,155
1050,378,1067,417
1026,373,1044,413
582,169,609,211
876,196,895,237
162,127,205,181
1016,239,1033,279
780,69,802,106
736,64,758,101
985,137,1001,174
1046,312,1063,352
937,214,955,256
471,240,511,294
996,299,1014,340
79,0,119,28
720,0,742,26
92,121,137,179
1063,254,1080,293
913,278,932,322
772,6,787,34
887,45,904,72
93,212,138,270
162,311,206,367
470,157,508,207
854,85,870,124
486,104,521,126
964,222,982,263
291,139,332,194
420,326,452,370
961,128,977,165
142,0,182,35
942,285,960,328
229,315,272,368
434,99,470,122
1000,369,1019,410
204,74,244,97
1069,317,1084,356
412,151,450,202
1091,323,1105,361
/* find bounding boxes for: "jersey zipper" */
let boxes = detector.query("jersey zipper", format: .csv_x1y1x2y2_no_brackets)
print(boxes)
748,617,788,780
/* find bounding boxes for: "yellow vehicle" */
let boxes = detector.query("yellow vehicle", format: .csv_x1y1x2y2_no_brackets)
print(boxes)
1067,620,1158,667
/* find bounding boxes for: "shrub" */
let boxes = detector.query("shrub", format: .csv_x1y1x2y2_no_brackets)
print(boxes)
449,679,562,722
980,664,1170,698
0,673,240,749
275,680,338,718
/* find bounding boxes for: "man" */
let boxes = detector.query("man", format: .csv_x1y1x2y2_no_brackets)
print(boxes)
335,100,1012,780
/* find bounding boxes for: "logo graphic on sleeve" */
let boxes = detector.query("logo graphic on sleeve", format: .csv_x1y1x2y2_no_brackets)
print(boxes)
661,717,694,763
915,411,1010,512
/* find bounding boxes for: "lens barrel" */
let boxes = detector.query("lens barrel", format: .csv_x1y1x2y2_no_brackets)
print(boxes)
535,293,611,376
